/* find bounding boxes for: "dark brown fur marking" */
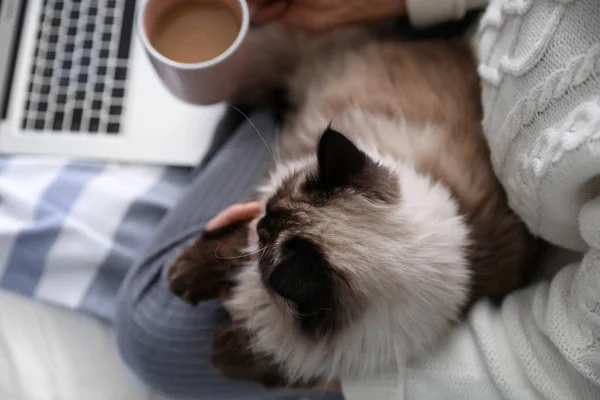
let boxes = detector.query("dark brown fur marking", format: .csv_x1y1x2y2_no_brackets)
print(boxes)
209,326,292,388
168,222,250,306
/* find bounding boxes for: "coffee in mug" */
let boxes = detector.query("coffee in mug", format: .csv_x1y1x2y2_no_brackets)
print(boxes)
138,0,250,105
150,0,241,64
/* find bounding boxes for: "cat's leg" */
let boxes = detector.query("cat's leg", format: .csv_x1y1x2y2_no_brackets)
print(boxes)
210,282,318,389
206,267,300,389
209,325,291,388
167,222,251,305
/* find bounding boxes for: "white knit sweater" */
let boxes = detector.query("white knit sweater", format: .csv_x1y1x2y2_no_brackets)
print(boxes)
342,0,600,398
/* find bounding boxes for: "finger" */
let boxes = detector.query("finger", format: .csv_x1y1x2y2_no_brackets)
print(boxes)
247,216,260,244
253,0,290,22
206,202,262,231
279,7,337,31
205,202,263,232
246,0,272,15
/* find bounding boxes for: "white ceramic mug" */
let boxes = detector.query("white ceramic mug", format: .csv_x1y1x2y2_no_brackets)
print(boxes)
137,0,250,105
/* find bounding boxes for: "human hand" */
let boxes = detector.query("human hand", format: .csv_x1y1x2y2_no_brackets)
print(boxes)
206,201,263,232
206,201,264,245
248,0,406,31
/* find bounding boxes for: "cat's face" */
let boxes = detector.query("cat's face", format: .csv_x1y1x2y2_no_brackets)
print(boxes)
253,127,471,347
255,127,400,339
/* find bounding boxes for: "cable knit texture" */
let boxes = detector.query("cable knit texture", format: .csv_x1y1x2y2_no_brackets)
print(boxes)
342,0,600,398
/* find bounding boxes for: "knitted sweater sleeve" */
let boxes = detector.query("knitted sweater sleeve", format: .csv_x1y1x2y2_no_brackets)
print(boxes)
405,0,489,26
342,247,600,400
343,0,600,398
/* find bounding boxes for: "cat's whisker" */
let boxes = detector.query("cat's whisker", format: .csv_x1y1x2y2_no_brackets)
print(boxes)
258,245,268,262
291,308,319,318
214,245,267,260
228,104,278,163
283,301,322,318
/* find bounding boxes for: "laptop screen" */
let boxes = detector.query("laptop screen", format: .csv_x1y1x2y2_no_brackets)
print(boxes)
0,0,27,120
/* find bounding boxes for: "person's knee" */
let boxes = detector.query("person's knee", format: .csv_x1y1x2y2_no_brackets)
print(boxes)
115,256,229,397
115,276,176,395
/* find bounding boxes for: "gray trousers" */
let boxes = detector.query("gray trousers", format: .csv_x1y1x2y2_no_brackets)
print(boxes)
115,109,343,400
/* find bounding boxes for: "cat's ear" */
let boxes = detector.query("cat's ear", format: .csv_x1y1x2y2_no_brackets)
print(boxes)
317,126,370,190
312,126,399,202
267,237,334,330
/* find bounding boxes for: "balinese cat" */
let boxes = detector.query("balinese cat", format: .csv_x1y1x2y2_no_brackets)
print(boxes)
167,32,539,387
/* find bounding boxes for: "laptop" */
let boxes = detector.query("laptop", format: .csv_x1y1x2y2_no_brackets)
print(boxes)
0,0,226,166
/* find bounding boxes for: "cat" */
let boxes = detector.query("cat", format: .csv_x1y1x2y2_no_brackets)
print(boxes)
168,35,540,387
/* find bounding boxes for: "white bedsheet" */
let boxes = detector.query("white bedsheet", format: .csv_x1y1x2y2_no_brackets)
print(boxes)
0,289,171,400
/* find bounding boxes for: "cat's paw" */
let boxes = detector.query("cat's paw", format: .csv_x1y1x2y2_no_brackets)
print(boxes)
167,242,223,305
167,222,251,305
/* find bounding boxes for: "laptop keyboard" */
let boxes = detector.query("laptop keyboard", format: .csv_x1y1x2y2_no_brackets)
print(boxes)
22,0,136,135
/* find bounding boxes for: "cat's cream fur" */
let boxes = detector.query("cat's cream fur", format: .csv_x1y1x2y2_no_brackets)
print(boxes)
223,39,538,383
